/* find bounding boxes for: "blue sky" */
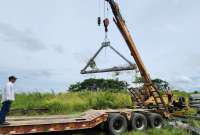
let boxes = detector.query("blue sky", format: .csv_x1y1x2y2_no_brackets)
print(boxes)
0,0,199,92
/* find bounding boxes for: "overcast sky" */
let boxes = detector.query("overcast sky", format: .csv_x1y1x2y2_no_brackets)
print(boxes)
0,0,199,92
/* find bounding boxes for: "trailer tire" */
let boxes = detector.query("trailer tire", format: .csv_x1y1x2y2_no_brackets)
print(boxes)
108,114,128,135
131,113,147,131
148,113,163,129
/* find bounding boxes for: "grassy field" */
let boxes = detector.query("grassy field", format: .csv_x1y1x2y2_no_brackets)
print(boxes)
0,90,199,135
4,91,132,115
0,90,197,115
123,128,189,135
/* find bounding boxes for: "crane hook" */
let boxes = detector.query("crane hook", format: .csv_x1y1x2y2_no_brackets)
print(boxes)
103,18,109,32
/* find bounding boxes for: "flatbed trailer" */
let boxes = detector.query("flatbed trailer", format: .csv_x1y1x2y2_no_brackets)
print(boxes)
0,109,134,135
0,109,166,135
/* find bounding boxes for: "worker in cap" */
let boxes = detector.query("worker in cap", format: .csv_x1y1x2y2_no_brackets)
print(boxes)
0,76,17,125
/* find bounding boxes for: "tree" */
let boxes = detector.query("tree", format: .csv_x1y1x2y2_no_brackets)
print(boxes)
68,82,82,92
133,76,169,91
68,78,128,92
152,78,169,91
133,76,144,84
194,91,199,94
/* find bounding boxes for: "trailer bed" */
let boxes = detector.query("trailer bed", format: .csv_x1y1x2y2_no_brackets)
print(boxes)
0,110,109,135
0,109,133,135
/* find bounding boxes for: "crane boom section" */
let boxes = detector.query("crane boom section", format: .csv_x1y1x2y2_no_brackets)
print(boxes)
106,0,151,84
106,0,169,115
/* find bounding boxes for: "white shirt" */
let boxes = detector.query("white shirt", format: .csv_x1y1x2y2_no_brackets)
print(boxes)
2,82,15,102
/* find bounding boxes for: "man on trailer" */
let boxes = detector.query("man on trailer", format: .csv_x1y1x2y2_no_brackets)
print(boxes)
0,76,17,125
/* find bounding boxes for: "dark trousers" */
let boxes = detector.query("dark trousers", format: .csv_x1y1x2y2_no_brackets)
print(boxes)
0,100,12,123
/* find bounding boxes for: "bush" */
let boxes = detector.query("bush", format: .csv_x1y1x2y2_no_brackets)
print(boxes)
69,78,128,92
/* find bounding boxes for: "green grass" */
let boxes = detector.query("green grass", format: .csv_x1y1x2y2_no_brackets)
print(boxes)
123,128,189,135
0,90,198,117
0,90,199,135
1,91,132,115
188,119,200,128
173,90,190,102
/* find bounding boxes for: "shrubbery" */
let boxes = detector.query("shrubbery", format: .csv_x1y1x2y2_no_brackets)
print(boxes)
69,78,128,92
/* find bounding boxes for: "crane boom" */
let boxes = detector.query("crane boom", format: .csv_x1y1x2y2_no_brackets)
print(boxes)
107,0,151,84
106,0,169,115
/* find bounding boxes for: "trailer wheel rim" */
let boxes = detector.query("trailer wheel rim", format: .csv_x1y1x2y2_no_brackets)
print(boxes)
135,118,145,130
154,118,162,128
113,119,123,131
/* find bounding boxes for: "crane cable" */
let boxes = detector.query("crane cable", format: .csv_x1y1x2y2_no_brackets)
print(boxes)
97,0,110,42
103,0,109,42
97,0,101,26
103,0,110,57
98,0,101,17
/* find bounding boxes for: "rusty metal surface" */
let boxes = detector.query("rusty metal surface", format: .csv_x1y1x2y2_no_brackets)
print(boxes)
0,109,157,134
0,110,109,135
81,66,136,74
80,41,136,74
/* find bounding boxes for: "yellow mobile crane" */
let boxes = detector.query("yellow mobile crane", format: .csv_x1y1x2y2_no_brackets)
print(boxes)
104,0,189,118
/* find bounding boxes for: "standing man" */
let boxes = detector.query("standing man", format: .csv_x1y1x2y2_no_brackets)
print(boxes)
0,76,17,125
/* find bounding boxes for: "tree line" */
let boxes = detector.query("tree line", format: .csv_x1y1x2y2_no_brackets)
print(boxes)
69,77,169,92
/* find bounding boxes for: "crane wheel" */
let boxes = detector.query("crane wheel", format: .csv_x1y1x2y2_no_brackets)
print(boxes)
108,114,128,135
148,113,163,129
131,113,147,131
